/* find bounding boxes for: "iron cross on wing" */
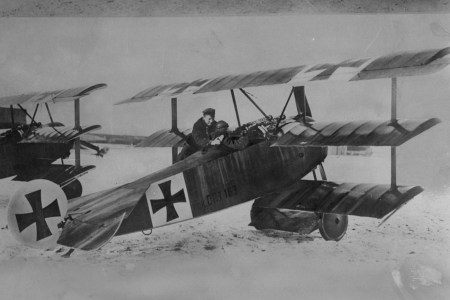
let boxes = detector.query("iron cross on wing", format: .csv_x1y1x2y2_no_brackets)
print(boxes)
150,180,187,222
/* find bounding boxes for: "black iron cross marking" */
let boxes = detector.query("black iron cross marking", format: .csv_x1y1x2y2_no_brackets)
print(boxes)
150,180,186,222
15,190,61,241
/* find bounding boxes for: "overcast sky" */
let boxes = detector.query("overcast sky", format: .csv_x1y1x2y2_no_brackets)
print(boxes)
0,15,449,135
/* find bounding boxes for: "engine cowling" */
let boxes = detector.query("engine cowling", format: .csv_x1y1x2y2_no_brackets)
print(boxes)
318,213,348,241
7,179,68,249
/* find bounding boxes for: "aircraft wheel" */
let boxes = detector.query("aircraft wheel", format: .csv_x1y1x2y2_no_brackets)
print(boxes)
62,179,83,200
318,213,348,241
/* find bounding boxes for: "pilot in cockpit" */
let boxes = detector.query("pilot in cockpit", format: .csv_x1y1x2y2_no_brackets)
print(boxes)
210,120,249,152
192,108,217,149
177,108,217,161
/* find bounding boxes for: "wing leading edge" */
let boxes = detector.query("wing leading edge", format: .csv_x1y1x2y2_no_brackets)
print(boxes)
117,47,450,104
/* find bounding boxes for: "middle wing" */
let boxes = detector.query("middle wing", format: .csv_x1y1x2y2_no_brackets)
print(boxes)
273,118,440,147
20,125,102,144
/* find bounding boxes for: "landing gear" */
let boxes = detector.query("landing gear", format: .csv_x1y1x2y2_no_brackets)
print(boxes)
318,213,348,241
62,179,83,200
313,163,349,241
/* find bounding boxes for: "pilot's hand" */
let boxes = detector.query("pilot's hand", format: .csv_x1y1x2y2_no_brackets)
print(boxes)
258,125,268,137
210,135,224,146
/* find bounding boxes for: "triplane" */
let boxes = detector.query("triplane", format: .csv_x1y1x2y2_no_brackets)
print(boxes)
6,47,450,254
0,84,108,200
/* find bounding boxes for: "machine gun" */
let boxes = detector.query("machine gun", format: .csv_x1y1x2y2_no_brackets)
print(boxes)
231,115,286,140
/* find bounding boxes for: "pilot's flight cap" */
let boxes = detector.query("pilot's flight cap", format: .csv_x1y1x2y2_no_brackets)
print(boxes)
202,108,215,116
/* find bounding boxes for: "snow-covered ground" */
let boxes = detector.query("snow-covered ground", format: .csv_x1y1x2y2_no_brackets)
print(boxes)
0,145,449,300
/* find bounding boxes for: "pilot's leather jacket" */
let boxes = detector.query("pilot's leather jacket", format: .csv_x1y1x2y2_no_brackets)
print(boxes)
192,117,217,149
217,134,249,153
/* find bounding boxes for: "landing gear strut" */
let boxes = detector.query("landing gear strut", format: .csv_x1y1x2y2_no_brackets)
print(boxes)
313,163,349,241
62,179,83,200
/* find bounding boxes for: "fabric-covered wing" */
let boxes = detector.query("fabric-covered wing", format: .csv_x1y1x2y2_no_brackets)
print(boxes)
137,128,191,147
273,118,440,147
57,184,149,250
59,212,126,251
0,83,107,107
19,125,101,144
117,47,450,104
252,180,423,219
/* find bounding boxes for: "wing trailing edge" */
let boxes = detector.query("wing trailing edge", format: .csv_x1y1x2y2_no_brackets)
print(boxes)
273,118,440,147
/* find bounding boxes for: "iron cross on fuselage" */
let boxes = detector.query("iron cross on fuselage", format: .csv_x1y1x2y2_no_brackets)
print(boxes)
150,180,187,222
15,190,61,241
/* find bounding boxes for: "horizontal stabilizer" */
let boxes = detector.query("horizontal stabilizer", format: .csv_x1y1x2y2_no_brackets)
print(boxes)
117,47,450,104
252,180,423,219
57,183,150,250
137,128,191,147
0,83,107,107
274,118,440,147
55,149,229,251
20,125,101,143
58,212,126,251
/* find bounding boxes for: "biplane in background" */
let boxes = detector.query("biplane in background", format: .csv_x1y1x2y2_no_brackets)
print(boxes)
6,47,450,254
0,84,107,199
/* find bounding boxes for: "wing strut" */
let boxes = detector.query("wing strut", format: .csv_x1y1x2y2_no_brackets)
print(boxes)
45,103,55,125
74,98,81,168
24,104,39,136
171,97,178,164
275,87,294,130
230,90,241,126
17,104,39,128
391,77,397,189
239,88,270,119
293,86,312,122
9,105,14,129
319,163,327,181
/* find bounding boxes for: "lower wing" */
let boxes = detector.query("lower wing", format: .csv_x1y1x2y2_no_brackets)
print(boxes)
252,180,422,219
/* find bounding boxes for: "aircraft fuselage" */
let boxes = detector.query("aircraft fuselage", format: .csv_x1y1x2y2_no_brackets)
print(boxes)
117,141,327,234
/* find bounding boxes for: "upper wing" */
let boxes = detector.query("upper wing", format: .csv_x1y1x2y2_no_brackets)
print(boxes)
0,83,107,107
117,47,450,104
273,118,440,147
